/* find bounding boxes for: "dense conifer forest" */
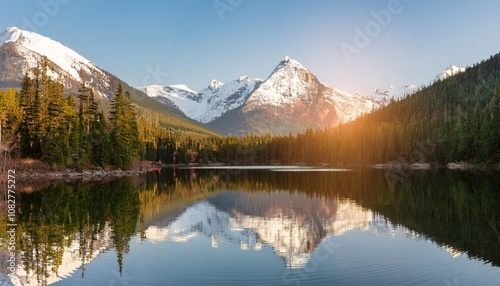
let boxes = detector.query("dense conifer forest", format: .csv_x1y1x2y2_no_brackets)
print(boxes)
1,53,499,169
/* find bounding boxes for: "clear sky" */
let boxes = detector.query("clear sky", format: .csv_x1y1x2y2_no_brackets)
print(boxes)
1,0,500,93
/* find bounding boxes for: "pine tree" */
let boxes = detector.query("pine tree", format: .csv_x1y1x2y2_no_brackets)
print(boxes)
109,84,140,169
90,112,110,166
42,81,67,165
19,72,37,157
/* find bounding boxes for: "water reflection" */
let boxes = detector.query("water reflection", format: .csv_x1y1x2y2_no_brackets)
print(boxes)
0,179,140,286
1,168,499,285
141,192,374,269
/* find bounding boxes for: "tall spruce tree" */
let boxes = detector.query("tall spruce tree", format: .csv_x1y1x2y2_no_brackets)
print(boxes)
109,84,140,169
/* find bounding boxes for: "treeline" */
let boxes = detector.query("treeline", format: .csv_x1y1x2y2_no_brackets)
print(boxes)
2,53,500,168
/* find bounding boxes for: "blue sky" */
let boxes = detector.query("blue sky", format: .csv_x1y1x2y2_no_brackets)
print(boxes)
1,0,500,93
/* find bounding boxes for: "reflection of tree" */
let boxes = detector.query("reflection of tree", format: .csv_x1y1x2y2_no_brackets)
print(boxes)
110,179,140,274
12,179,140,285
17,183,82,286
361,170,500,267
136,169,225,230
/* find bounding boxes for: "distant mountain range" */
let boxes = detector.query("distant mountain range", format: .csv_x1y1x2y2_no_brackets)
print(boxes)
0,26,466,136
141,57,465,135
353,65,466,105
142,56,375,135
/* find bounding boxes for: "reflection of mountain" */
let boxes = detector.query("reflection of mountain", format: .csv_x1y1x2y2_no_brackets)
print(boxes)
139,168,500,270
141,191,374,268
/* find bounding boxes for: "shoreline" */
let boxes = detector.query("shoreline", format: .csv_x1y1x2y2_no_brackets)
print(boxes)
11,168,151,180
0,159,160,183
2,160,498,182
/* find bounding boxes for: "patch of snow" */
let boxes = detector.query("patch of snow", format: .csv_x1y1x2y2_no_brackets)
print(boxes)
169,84,197,94
354,84,420,105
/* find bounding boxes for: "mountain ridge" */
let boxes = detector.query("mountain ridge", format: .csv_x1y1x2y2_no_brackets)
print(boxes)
0,27,215,134
139,75,263,124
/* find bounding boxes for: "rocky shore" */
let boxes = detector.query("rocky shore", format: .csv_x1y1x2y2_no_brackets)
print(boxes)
1,159,159,182
14,168,149,180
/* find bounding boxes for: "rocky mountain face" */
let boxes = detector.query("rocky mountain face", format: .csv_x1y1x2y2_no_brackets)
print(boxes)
0,27,111,98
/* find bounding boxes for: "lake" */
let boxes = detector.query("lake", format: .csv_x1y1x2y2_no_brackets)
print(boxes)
2,167,500,285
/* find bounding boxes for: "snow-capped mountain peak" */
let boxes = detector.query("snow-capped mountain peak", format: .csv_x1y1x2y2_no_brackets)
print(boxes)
239,75,250,81
0,27,21,45
357,84,420,105
140,85,166,97
208,79,224,91
273,55,308,74
435,65,465,81
245,56,323,108
218,56,375,135
0,27,110,98
362,65,465,105
0,27,105,82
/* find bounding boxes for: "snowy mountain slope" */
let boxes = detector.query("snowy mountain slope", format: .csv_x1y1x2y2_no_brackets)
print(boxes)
244,57,316,108
197,76,262,123
0,27,110,98
140,75,262,123
143,56,373,134
209,56,375,135
140,84,201,117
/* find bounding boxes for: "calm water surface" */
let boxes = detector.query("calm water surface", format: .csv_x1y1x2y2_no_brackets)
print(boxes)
2,167,500,285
